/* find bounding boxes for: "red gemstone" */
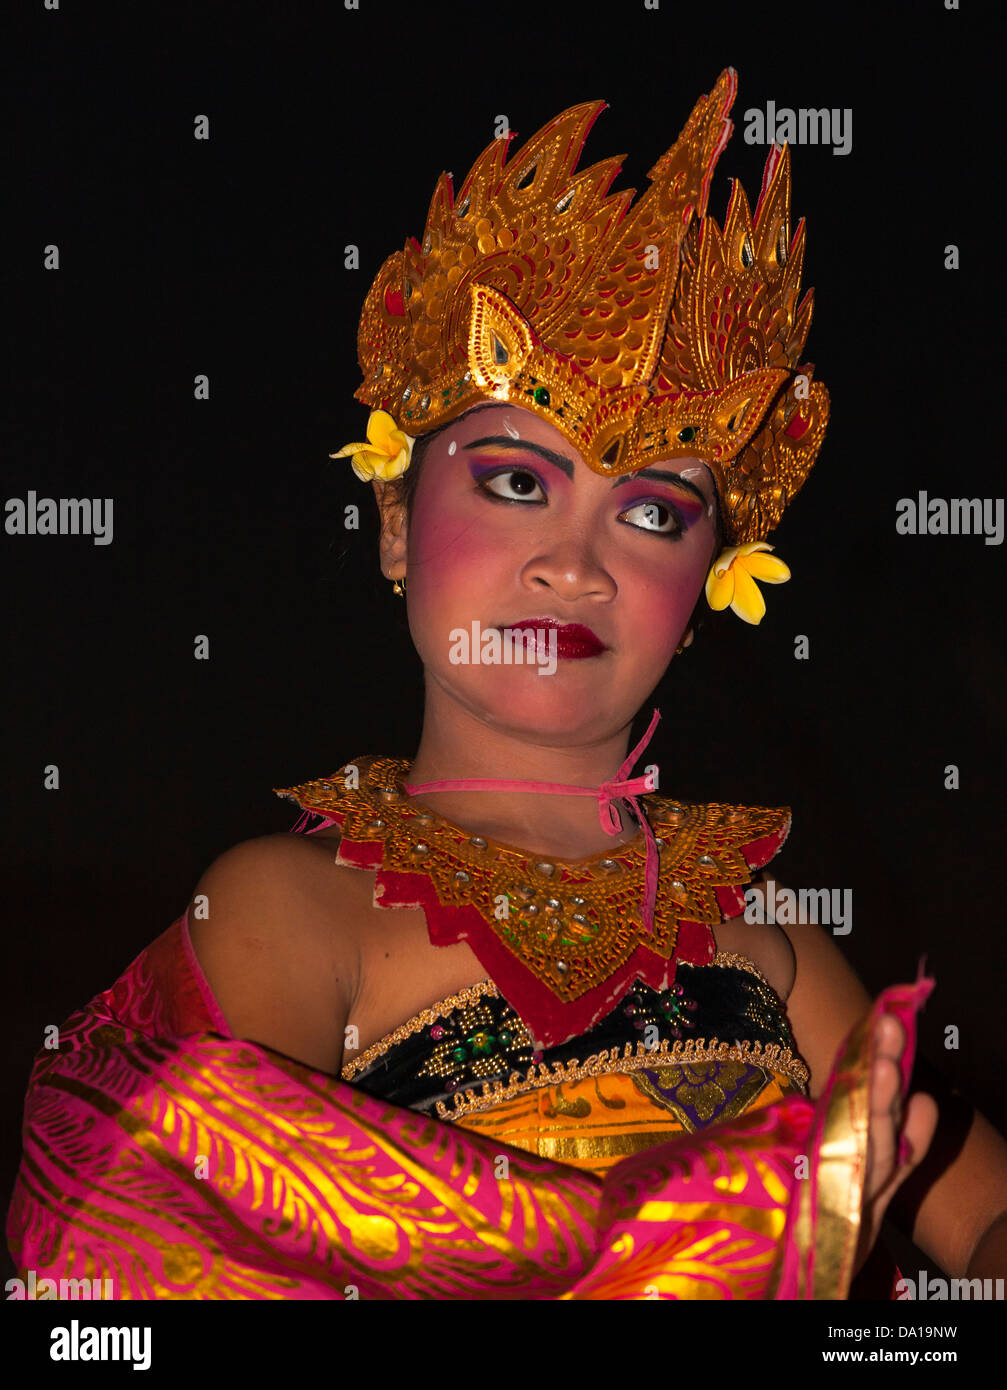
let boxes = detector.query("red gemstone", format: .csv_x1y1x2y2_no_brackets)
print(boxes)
384,285,406,317
785,412,810,439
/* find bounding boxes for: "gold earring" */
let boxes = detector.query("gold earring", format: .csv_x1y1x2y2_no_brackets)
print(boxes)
675,627,694,655
391,576,406,596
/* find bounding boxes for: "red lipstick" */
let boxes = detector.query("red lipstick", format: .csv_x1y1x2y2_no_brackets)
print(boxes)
506,618,606,659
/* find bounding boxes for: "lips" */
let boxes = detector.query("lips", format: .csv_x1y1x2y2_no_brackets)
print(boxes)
506,618,606,659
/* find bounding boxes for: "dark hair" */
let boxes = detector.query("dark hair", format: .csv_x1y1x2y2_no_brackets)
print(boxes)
387,426,438,518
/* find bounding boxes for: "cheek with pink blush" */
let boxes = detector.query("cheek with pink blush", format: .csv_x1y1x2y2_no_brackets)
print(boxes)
613,506,716,656
625,576,701,655
406,442,716,639
405,453,512,602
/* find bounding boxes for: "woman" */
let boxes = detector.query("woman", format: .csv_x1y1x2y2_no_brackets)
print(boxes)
8,69,1007,1300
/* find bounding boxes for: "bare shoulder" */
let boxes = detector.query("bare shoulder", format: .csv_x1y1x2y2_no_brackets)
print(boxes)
190,830,366,938
714,878,797,1003
187,832,366,1075
748,871,872,1099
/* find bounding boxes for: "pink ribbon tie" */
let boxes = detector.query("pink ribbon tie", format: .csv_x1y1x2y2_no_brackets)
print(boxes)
405,708,662,933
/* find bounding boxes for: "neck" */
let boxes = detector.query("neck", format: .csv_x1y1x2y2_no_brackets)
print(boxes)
402,682,650,860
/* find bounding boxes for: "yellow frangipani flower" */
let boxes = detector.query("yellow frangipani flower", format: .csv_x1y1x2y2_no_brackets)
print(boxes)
329,409,414,482
705,541,791,625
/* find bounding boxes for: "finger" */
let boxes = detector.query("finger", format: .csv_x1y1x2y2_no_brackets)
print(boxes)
898,1090,939,1174
871,1091,940,1226
874,1015,905,1125
855,1016,925,1275
874,1014,904,1058
863,1014,908,1205
864,1053,901,1203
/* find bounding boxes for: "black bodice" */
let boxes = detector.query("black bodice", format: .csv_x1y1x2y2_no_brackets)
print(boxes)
344,956,808,1122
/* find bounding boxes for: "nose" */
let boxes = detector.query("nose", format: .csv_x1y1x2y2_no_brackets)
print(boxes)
519,530,617,603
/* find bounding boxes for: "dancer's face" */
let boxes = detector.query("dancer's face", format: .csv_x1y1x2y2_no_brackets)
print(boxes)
377,403,720,744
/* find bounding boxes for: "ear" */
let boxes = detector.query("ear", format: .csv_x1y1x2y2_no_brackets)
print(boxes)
372,479,408,581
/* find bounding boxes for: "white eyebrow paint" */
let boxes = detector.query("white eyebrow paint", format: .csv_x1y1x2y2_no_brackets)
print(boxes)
503,417,521,440
448,440,457,455
678,462,715,515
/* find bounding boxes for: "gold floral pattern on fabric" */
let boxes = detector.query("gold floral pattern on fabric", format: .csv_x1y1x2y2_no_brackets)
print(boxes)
433,1036,808,1121
416,996,536,1091
275,756,790,1006
564,1195,789,1301
342,980,502,1080
453,1069,797,1177
6,909,931,1300
629,1059,771,1126
21,1035,605,1298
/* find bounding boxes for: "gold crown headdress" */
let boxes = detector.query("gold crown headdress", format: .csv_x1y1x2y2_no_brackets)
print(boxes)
333,69,829,624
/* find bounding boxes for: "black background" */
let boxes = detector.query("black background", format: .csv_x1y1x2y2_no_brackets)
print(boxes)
3,0,1003,1287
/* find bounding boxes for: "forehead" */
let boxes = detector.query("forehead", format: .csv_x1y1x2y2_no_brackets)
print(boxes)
441,402,718,497
445,402,556,446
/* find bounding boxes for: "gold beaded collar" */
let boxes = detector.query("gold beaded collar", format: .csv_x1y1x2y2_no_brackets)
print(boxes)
274,757,791,1047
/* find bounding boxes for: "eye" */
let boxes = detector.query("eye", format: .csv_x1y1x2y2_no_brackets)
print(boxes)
618,500,684,538
478,468,547,503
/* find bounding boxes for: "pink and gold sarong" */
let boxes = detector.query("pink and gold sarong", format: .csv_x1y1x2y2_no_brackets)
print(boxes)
6,914,931,1299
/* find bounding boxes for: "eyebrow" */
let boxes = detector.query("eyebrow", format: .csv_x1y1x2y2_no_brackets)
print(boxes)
464,435,709,505
466,435,575,478
611,467,708,506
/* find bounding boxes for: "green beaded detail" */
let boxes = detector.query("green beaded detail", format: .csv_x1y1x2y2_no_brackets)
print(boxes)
532,386,551,407
677,426,697,443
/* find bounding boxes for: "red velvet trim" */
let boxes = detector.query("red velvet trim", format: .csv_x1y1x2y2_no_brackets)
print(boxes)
295,801,791,1050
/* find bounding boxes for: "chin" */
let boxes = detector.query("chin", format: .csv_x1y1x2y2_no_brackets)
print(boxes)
432,662,638,747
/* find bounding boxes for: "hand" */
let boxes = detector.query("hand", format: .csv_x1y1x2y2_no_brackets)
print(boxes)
855,1013,939,1274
